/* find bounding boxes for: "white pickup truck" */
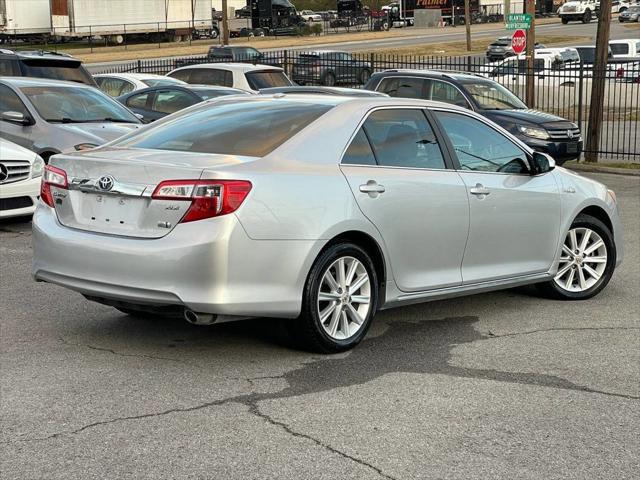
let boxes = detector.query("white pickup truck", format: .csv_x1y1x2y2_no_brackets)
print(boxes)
558,0,599,24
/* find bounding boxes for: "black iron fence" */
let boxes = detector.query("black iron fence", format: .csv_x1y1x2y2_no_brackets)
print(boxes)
94,51,639,160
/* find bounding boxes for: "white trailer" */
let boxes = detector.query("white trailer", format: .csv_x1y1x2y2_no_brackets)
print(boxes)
0,0,52,41
51,0,213,43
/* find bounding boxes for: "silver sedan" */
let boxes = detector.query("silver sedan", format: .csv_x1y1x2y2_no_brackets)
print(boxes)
32,95,623,352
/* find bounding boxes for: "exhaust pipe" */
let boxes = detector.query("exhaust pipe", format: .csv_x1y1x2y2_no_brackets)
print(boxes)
183,309,216,326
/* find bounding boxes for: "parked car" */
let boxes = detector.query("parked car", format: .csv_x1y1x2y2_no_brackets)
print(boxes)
117,84,250,122
0,49,95,86
611,0,633,13
486,36,546,62
299,10,323,22
558,0,599,24
0,78,141,162
32,95,622,353
618,4,640,21
166,63,293,92
260,86,387,96
573,44,640,81
364,70,583,164
292,51,373,86
94,73,186,97
206,46,280,66
0,138,44,219
480,48,581,79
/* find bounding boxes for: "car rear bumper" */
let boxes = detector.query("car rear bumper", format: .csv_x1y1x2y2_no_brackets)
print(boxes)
0,177,39,219
32,205,320,318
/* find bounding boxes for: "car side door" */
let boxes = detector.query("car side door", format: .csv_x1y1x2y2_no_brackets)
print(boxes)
0,83,36,150
432,109,562,284
340,107,470,291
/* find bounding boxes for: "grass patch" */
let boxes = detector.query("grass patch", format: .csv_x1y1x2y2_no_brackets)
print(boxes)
356,35,591,56
568,160,640,169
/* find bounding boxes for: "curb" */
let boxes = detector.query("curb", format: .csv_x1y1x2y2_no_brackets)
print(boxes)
564,163,640,177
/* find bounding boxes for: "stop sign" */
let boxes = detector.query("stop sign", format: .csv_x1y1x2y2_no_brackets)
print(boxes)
512,29,527,55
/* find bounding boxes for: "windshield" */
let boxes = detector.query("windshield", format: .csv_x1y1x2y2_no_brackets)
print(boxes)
463,81,527,110
21,86,140,123
609,44,629,55
245,71,293,90
142,78,185,87
113,100,332,156
19,59,95,85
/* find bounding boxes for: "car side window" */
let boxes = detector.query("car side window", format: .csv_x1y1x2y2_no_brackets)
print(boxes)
97,77,132,97
167,69,192,82
427,80,470,108
377,77,426,99
435,111,529,174
342,128,377,166
152,90,195,114
0,84,29,116
362,109,446,169
126,92,150,109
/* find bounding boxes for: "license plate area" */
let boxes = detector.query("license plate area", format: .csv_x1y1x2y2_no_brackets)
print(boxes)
81,193,147,228
566,143,579,153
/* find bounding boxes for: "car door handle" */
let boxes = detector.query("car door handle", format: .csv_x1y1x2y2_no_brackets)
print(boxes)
359,181,385,196
470,184,490,196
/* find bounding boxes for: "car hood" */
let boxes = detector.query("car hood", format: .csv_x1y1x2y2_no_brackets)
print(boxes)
58,123,140,144
482,109,575,128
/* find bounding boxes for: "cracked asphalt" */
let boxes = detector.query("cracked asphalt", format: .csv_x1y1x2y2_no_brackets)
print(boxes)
1,172,638,480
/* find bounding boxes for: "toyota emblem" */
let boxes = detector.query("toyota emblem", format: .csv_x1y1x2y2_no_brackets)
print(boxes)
0,164,8,183
98,175,115,191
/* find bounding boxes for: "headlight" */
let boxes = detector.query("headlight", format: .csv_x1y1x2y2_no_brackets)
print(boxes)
74,143,98,151
517,125,550,140
31,156,45,178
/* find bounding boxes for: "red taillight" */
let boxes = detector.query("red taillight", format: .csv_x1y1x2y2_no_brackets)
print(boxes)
41,165,68,208
152,179,252,223
616,67,624,78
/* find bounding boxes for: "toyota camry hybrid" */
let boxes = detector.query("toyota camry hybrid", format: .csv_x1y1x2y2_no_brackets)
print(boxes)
32,95,623,353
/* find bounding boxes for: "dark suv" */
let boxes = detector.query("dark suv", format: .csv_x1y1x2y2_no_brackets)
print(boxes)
0,49,95,86
292,51,372,86
364,70,582,164
206,46,280,67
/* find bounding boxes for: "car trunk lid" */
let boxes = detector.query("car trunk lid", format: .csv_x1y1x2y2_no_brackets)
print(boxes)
48,147,256,238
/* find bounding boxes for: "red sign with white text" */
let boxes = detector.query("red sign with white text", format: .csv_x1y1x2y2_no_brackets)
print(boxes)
512,29,527,55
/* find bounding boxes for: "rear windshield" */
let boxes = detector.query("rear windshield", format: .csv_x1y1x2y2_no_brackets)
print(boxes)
19,59,95,85
575,47,595,64
114,100,332,157
245,71,292,90
142,78,185,87
610,43,629,56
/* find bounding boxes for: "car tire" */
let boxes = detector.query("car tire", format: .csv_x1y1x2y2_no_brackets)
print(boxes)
322,71,336,86
537,214,616,300
582,10,592,23
291,243,379,353
359,69,372,84
561,17,569,24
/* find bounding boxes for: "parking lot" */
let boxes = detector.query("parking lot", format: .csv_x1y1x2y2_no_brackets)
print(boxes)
1,170,638,479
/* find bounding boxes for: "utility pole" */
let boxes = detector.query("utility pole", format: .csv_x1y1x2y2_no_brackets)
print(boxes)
222,0,229,45
524,0,535,106
464,0,471,51
585,0,612,163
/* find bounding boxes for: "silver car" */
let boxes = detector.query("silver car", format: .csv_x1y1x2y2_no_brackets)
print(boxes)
0,77,141,162
32,96,623,352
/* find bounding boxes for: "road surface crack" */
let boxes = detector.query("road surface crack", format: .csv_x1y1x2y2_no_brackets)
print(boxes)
484,326,640,339
248,403,398,480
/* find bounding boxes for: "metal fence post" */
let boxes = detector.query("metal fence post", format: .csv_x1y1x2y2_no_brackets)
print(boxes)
89,26,93,53
370,52,375,74
577,62,584,140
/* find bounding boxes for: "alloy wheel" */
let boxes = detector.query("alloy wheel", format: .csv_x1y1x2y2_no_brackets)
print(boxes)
317,256,371,340
554,227,608,292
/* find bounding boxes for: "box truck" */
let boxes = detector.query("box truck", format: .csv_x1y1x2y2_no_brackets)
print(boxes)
0,0,52,42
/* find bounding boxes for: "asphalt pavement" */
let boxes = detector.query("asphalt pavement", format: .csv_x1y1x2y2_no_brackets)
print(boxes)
1,172,638,479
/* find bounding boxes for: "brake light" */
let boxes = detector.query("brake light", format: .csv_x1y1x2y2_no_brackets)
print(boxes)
152,180,252,223
40,165,68,208
616,67,624,78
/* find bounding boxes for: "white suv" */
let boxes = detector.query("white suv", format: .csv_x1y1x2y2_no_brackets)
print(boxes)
0,139,44,219
558,0,599,24
166,63,293,93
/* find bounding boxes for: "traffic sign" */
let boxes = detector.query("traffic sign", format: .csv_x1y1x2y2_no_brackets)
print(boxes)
511,29,527,55
506,13,532,30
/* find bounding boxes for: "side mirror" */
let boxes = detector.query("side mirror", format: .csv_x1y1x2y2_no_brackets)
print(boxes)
1,111,33,126
532,151,556,174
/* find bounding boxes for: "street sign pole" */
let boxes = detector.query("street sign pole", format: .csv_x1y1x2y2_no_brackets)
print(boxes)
525,0,535,107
